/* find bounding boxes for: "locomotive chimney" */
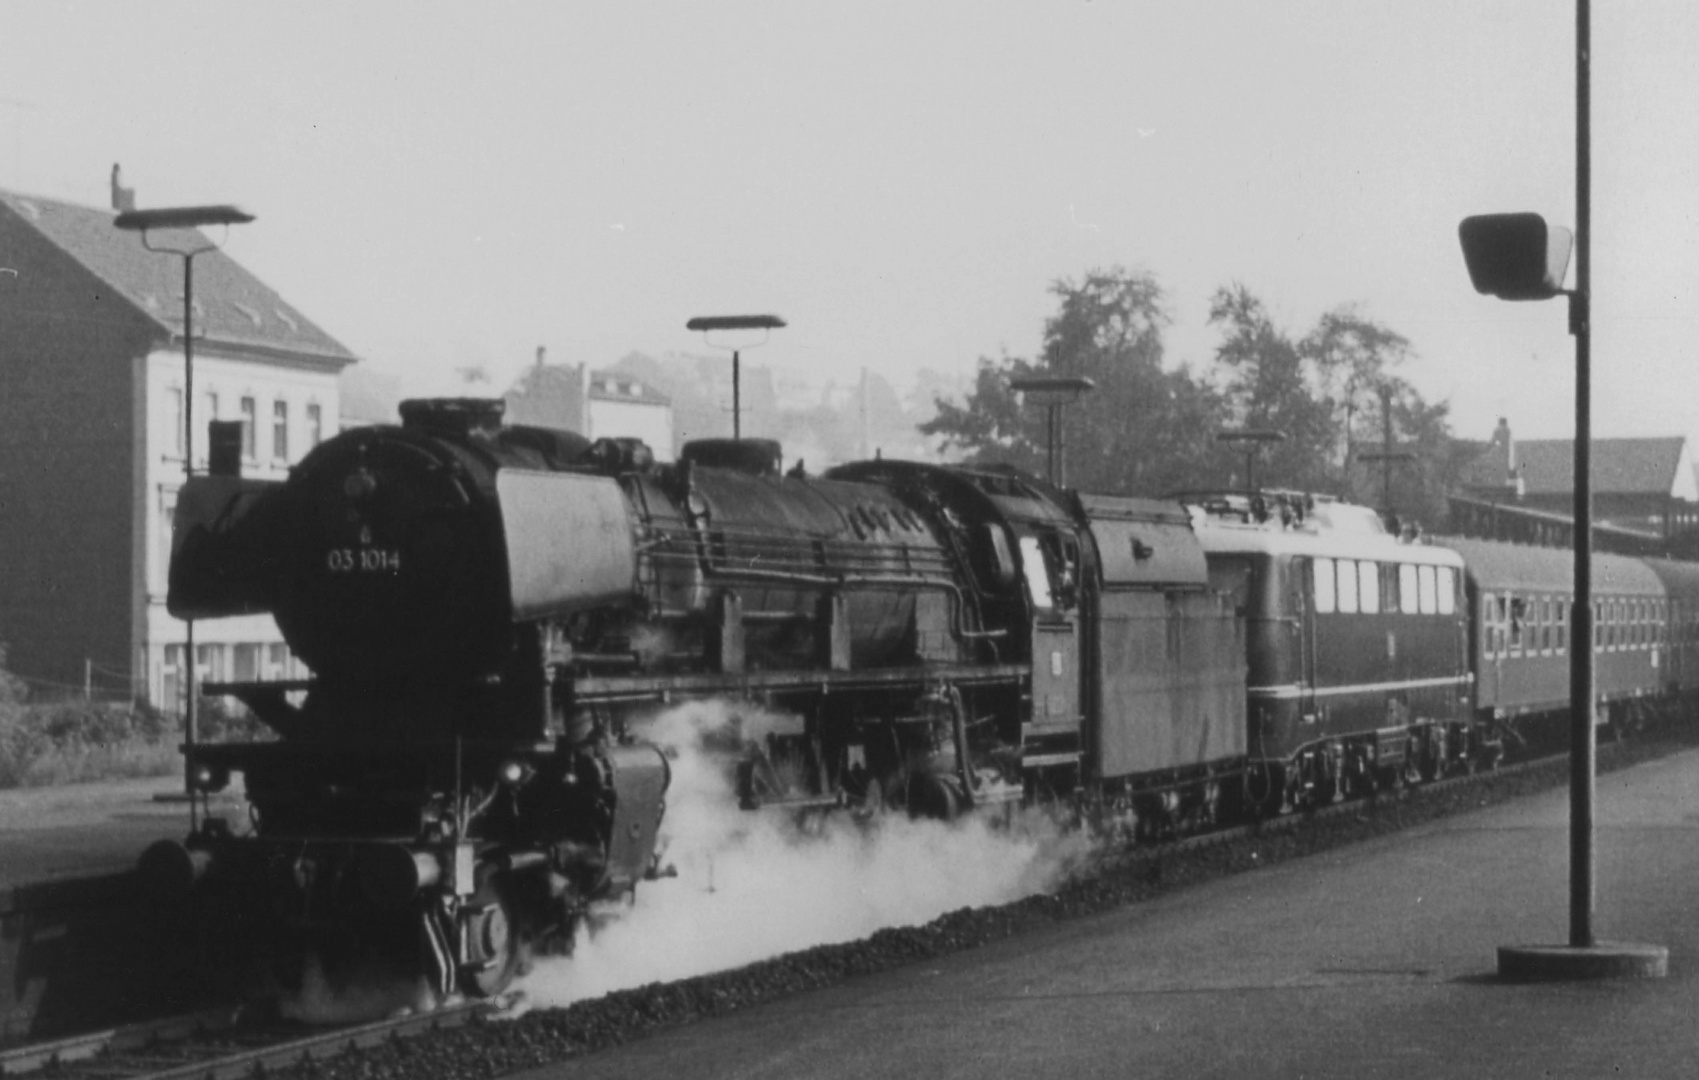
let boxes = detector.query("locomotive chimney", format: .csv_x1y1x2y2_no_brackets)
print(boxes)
536,345,546,368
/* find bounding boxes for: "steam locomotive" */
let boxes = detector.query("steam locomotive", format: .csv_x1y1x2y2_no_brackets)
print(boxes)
141,397,1698,999
145,398,1248,998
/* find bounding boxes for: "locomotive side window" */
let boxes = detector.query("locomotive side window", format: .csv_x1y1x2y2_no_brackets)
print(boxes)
1418,565,1437,615
1438,567,1457,615
1399,564,1419,614
1336,559,1359,614
1019,535,1054,612
1358,561,1380,613
1208,556,1255,617
1313,557,1336,613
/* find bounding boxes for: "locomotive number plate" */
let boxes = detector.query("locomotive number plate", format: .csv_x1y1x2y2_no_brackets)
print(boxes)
326,547,402,573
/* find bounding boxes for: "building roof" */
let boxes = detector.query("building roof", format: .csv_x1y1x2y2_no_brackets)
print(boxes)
0,188,357,366
1514,437,1692,499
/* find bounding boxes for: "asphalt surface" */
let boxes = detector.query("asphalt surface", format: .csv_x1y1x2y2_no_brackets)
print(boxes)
511,749,1699,1080
0,776,214,889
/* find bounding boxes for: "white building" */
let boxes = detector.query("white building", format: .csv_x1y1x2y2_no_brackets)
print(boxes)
0,183,357,708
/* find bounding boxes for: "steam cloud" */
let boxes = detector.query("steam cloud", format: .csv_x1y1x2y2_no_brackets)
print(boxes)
513,699,1088,1010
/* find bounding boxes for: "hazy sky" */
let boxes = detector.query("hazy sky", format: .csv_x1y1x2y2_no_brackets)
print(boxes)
4,1,1697,446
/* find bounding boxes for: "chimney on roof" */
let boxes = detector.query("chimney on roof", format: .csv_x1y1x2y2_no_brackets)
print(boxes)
110,164,135,213
1489,417,1526,499
536,345,546,368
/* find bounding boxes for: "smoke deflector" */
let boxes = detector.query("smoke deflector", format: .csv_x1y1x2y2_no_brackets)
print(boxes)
498,469,638,620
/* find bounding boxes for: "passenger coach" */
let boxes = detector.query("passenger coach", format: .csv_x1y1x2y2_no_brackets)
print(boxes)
1449,537,1667,737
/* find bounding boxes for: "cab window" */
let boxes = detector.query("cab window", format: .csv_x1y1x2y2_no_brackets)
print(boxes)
1019,536,1053,612
1313,557,1336,613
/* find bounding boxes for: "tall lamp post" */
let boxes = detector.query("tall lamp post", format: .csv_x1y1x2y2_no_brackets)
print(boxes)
1009,375,1095,487
1215,428,1285,492
1460,0,1664,981
685,314,786,439
114,203,254,808
1358,384,1417,517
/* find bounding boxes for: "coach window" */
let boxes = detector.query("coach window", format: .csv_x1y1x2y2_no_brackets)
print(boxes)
1438,567,1457,615
1399,564,1419,614
1509,597,1526,653
1337,559,1359,613
1358,561,1380,613
1313,557,1336,613
1019,536,1054,612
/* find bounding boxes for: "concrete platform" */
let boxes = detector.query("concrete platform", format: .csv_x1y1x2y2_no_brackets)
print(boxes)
0,776,199,890
512,748,1699,1080
0,777,236,1044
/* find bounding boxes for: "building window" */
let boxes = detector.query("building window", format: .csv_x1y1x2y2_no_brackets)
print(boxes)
195,643,225,683
233,643,260,682
157,487,177,592
240,396,257,458
202,391,219,464
162,645,184,715
273,400,289,459
169,387,185,456
307,403,323,447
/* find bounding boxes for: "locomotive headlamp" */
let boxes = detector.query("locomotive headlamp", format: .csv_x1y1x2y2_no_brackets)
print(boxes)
497,760,533,786
188,762,230,794
343,467,379,502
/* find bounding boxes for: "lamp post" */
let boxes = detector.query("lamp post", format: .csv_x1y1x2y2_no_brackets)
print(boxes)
685,314,786,439
1357,384,1417,516
1460,0,1664,981
1009,375,1095,487
114,203,254,808
1215,428,1285,492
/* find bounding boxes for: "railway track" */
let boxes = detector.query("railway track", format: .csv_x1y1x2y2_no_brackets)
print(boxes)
0,999,504,1080
0,740,1631,1080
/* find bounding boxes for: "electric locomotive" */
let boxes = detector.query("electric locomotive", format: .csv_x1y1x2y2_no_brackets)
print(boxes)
143,399,1246,998
1181,490,1476,811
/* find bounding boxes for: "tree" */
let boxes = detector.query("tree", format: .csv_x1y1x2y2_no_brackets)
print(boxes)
924,267,1228,495
1300,307,1415,474
1207,284,1336,492
1206,286,1457,523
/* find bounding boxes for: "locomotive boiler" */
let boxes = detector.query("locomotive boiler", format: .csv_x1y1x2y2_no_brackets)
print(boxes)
146,398,1247,998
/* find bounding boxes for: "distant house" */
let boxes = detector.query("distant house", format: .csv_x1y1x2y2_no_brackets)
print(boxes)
1460,417,1699,538
0,182,358,707
505,351,674,460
